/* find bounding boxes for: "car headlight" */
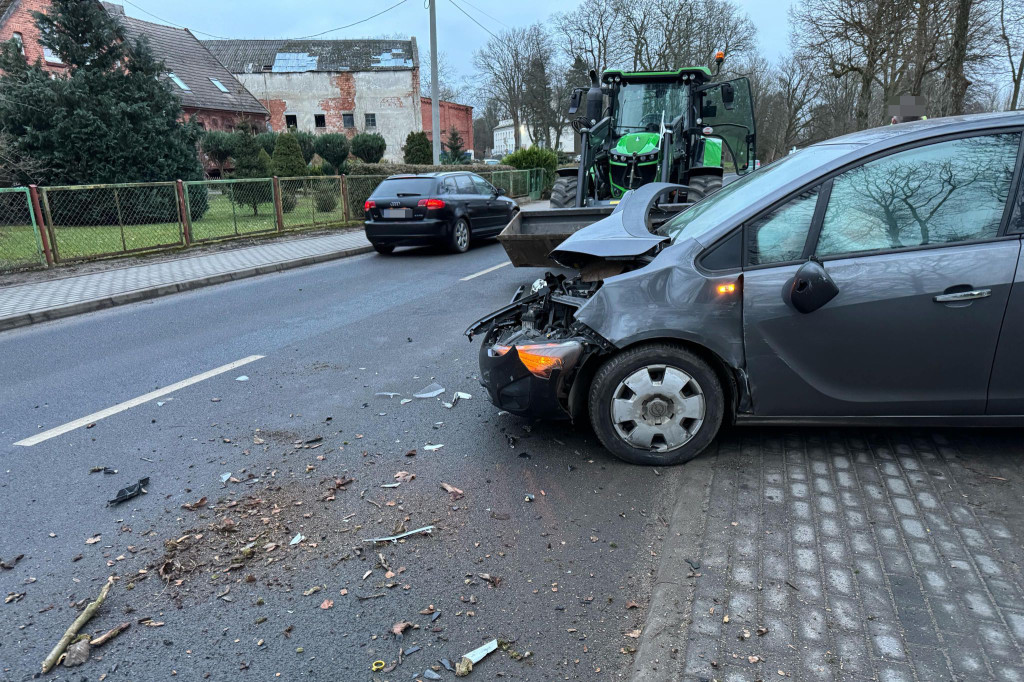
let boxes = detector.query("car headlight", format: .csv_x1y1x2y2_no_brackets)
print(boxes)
490,341,583,379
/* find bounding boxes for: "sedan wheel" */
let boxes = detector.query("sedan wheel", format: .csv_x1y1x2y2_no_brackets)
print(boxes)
611,365,705,450
449,218,470,253
589,343,723,466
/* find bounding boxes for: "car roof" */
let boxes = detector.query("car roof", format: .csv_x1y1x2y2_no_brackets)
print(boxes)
813,111,1024,152
383,172,473,179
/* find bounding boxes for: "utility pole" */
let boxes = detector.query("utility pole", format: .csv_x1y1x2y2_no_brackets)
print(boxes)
428,0,441,164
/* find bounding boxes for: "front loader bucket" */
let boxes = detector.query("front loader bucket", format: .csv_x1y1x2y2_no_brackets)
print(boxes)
497,207,614,267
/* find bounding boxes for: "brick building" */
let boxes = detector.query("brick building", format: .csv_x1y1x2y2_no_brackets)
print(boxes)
204,39,421,163
0,1,269,133
421,97,474,159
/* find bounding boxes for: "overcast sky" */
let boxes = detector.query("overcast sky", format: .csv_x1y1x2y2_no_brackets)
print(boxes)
119,0,793,96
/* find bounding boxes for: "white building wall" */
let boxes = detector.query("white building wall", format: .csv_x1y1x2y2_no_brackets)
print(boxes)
493,119,576,156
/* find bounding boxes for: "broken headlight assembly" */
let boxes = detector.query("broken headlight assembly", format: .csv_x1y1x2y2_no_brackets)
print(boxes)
489,341,583,379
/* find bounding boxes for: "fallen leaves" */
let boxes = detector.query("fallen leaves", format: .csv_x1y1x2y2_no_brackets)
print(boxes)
180,497,207,511
5,592,25,603
391,621,416,636
441,483,464,501
319,599,334,610
85,535,102,545
625,600,639,610
394,471,416,483
478,573,502,588
625,629,642,638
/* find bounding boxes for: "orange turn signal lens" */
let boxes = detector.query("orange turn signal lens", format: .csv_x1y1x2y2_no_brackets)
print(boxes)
490,341,582,379
716,282,736,295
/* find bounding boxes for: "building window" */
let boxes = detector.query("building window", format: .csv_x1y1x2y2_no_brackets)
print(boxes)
168,73,190,91
364,113,376,128
285,114,297,129
342,113,354,128
12,32,23,55
314,114,326,129
42,46,62,64
209,77,229,93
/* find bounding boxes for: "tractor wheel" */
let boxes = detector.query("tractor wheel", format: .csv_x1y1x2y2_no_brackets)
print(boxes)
686,174,723,203
549,176,578,209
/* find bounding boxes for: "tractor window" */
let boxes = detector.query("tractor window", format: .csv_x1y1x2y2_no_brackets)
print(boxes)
615,82,687,134
701,77,755,173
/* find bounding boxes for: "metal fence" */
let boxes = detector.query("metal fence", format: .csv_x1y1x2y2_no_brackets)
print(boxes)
40,182,184,263
0,168,546,273
185,179,277,243
279,176,347,230
0,187,45,272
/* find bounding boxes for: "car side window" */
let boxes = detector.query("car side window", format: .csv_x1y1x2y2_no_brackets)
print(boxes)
747,187,819,266
471,175,494,195
455,175,475,195
440,178,456,195
816,132,1021,258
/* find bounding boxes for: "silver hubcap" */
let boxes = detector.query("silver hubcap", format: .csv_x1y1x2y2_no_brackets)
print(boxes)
610,365,705,451
455,222,469,250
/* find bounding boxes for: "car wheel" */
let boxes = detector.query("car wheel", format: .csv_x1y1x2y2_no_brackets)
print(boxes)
373,243,395,255
588,343,723,466
448,217,471,253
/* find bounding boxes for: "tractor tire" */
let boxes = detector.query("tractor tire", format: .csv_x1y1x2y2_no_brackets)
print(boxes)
549,176,578,209
686,174,723,203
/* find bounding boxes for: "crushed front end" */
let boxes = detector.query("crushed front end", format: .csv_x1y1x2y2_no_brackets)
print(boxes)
466,273,612,419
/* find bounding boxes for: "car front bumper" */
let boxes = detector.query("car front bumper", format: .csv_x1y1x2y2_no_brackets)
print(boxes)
477,339,577,419
364,218,448,247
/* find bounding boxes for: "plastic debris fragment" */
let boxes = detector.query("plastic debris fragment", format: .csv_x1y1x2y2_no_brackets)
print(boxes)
363,525,435,544
107,478,149,506
455,639,498,676
414,383,445,399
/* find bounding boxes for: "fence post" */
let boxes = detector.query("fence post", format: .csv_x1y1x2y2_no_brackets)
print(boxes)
272,176,284,232
340,175,351,223
176,179,191,247
28,185,53,266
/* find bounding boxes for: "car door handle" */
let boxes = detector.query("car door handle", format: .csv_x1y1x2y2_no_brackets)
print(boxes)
933,289,991,303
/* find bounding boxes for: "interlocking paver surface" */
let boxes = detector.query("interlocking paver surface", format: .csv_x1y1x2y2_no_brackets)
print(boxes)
0,231,370,318
678,428,1024,682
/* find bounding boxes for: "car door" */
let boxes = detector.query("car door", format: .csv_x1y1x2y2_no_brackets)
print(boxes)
742,131,1022,417
986,171,1024,414
455,174,487,225
471,174,503,231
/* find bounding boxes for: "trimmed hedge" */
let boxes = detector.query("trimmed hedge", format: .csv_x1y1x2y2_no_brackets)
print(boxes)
346,162,514,176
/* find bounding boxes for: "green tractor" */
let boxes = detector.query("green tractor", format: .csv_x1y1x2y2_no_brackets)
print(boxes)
550,65,756,208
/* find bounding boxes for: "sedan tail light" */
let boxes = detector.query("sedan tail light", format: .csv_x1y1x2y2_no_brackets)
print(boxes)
417,198,446,210
364,199,376,211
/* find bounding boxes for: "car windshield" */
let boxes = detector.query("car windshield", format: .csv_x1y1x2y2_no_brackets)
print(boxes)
659,144,863,244
616,81,687,133
372,178,436,197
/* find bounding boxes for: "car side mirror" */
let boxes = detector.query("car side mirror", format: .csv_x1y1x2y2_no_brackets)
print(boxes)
721,82,735,110
786,260,838,314
495,187,506,196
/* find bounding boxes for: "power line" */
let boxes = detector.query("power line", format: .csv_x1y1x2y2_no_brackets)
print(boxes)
447,0,500,41
118,0,412,41
458,0,510,30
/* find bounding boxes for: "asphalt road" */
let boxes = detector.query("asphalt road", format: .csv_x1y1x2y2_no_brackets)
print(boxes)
0,239,688,681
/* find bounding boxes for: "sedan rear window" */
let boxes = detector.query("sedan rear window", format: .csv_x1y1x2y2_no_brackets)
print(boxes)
371,178,436,197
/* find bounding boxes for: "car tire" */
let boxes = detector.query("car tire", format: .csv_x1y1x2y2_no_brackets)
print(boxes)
549,176,578,208
588,343,723,466
448,217,471,253
373,243,395,255
685,174,723,203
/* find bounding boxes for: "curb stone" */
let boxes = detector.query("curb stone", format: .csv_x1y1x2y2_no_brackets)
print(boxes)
631,445,718,681
0,244,374,332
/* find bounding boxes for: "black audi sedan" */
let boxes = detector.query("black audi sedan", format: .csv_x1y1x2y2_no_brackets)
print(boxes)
363,172,519,254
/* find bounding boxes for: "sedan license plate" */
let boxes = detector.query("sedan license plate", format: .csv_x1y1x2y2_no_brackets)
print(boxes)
383,208,407,219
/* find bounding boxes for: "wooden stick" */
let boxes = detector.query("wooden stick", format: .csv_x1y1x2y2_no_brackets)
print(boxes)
41,577,114,674
90,621,129,647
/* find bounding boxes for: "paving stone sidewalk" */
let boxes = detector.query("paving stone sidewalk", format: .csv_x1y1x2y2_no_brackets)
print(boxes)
0,231,371,329
670,427,1024,682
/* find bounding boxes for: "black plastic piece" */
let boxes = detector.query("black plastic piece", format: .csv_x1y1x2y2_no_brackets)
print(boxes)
787,260,839,314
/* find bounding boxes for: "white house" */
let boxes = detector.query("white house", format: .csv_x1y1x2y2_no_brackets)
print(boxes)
493,119,577,157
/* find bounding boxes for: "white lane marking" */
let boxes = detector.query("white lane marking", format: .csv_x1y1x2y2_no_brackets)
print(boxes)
461,261,511,281
14,355,264,447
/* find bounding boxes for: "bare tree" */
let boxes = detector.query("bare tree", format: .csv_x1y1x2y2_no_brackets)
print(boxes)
553,0,625,73
998,0,1024,109
420,49,465,103
473,27,535,149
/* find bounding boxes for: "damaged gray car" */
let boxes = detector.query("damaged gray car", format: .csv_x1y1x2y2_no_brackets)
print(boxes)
468,112,1024,466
